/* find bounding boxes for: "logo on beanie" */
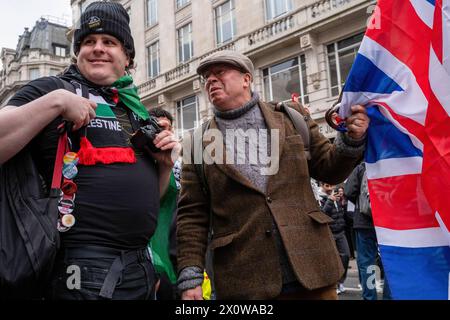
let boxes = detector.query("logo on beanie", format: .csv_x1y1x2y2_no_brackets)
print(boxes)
87,16,102,29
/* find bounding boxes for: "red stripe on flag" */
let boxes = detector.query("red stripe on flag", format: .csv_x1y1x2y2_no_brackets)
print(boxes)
366,0,432,95
421,90,450,236
369,174,439,230
433,0,443,63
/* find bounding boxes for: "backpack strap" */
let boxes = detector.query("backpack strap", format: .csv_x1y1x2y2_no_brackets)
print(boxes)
49,76,92,142
192,120,211,198
273,101,311,160
49,76,76,94
49,76,90,99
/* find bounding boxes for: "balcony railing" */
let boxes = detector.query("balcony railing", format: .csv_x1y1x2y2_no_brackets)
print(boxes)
248,15,294,46
310,0,352,18
165,63,190,82
137,78,156,95
199,42,236,61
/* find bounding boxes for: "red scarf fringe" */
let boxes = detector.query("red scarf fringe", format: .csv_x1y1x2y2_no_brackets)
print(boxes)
78,137,136,166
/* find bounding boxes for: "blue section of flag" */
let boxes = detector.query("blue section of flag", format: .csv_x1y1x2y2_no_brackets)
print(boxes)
343,54,404,93
365,106,423,163
426,0,435,6
380,245,450,299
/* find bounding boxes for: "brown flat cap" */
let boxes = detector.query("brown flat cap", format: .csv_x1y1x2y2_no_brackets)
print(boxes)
197,50,254,80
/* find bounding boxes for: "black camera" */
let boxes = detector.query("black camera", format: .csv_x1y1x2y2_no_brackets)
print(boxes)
130,117,162,153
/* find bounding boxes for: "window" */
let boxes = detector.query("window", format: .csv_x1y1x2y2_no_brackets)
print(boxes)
176,95,199,135
263,55,309,105
327,33,364,97
147,41,160,78
49,68,60,76
265,0,292,20
177,23,193,63
176,0,190,9
29,68,40,80
215,0,236,45
54,46,66,57
147,0,157,26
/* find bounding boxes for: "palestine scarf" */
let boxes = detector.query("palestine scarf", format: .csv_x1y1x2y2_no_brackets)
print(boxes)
61,66,150,166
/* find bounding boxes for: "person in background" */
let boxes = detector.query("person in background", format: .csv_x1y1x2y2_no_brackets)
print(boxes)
319,182,350,295
148,107,179,300
339,186,356,259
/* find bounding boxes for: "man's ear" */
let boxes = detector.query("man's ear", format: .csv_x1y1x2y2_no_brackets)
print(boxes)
243,73,252,89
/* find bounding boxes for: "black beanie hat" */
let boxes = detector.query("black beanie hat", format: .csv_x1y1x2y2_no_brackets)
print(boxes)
73,1,135,59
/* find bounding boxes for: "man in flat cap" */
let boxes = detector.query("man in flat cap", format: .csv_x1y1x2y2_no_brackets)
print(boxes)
0,2,179,299
176,50,369,299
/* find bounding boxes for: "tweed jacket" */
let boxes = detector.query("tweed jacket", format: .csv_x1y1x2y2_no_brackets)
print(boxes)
177,101,363,299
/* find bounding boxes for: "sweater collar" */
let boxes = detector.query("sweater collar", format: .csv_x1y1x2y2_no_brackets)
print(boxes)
214,92,260,120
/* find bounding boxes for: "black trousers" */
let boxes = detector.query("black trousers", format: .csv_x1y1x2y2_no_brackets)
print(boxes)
46,246,157,300
333,232,350,284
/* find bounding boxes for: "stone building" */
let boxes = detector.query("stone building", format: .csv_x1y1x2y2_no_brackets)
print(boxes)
0,17,71,107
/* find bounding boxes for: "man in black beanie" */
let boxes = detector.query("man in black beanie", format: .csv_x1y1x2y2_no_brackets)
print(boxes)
0,1,179,300
73,1,136,69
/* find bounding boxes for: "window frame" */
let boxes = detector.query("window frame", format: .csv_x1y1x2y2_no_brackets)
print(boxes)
176,0,190,10
147,41,160,79
29,68,40,80
49,68,60,76
54,45,66,57
263,55,309,105
326,32,364,97
176,95,199,136
214,0,236,46
177,23,193,63
146,0,158,27
265,0,292,21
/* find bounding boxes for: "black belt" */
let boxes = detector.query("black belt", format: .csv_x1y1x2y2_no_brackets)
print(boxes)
61,245,152,299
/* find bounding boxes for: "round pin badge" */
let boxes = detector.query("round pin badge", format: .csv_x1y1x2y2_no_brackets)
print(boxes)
57,220,70,233
58,198,75,215
63,152,79,166
61,179,77,196
60,192,76,202
63,163,78,180
61,214,76,228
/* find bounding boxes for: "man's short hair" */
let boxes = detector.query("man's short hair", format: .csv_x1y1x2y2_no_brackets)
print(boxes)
149,107,173,124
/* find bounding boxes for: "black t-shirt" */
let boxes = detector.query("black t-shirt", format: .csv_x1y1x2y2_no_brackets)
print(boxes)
8,76,159,250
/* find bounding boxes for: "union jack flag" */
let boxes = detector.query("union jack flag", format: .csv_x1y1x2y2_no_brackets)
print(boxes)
340,0,450,299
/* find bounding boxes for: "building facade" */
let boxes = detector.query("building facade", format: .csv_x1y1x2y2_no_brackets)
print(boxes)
0,17,71,107
72,0,376,138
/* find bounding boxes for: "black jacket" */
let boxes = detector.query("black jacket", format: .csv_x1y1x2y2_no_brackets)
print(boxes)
344,162,374,229
319,193,346,235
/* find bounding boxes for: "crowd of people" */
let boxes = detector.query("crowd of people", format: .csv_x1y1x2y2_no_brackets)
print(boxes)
0,1,388,300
